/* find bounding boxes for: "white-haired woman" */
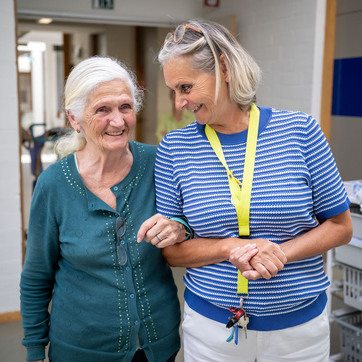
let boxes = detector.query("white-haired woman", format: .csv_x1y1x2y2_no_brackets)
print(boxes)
20,56,191,362
156,20,353,362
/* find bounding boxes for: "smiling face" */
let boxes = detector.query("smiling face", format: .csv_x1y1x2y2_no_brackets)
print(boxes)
163,55,234,131
68,79,136,155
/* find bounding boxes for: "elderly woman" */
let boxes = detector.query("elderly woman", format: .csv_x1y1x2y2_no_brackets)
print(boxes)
155,20,353,362
20,56,190,362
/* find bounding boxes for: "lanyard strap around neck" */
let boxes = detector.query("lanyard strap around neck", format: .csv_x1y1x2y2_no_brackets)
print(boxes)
205,103,260,294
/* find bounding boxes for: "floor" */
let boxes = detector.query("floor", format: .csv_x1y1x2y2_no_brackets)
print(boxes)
0,320,27,361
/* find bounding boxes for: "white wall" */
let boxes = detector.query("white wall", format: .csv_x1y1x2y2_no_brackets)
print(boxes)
104,25,136,69
0,0,23,314
208,0,324,118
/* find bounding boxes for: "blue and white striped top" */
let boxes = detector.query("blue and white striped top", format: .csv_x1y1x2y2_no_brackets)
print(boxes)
155,106,350,331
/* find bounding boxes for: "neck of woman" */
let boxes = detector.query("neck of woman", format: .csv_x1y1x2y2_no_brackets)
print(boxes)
211,107,251,134
76,145,133,189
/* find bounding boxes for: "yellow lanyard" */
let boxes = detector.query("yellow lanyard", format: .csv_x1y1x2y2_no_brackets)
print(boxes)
205,103,260,294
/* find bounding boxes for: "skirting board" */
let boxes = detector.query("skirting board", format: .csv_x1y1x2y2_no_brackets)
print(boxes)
0,311,21,323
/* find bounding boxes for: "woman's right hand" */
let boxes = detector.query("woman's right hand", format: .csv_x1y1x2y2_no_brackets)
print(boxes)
230,238,287,280
229,243,258,273
137,213,187,248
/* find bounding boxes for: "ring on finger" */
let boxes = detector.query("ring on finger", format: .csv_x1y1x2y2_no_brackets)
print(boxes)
156,234,163,241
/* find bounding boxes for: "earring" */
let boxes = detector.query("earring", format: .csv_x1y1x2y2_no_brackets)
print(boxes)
76,128,80,134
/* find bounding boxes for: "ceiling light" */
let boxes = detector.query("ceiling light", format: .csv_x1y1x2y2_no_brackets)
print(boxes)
38,18,53,25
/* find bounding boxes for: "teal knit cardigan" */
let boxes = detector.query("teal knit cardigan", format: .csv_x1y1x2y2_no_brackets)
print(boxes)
20,142,180,362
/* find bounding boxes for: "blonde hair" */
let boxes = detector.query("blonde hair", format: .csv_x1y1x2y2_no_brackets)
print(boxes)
158,19,261,110
55,56,143,158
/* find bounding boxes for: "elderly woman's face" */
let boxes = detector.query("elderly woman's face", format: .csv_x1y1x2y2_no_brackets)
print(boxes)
163,55,230,128
81,79,136,153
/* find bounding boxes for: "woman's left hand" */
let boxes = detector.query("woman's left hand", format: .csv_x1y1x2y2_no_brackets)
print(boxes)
137,214,187,248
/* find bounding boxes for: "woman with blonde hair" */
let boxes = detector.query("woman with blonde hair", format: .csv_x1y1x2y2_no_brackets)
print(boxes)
156,19,352,362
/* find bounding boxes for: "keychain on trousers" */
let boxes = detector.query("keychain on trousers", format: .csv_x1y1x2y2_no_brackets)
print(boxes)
226,297,249,344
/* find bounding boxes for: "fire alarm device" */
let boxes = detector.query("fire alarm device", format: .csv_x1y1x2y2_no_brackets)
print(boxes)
204,0,220,7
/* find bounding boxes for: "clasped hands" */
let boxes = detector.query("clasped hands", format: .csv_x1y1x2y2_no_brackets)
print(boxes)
229,239,287,280
136,215,288,279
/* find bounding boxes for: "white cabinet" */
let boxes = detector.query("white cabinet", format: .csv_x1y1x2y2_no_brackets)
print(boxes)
328,207,362,361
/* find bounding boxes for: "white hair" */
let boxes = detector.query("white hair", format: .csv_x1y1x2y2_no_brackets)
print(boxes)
55,56,143,158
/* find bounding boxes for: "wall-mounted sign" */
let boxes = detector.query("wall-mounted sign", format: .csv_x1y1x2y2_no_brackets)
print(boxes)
92,0,114,10
332,57,362,117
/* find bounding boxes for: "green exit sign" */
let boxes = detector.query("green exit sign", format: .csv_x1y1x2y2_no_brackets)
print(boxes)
92,0,114,9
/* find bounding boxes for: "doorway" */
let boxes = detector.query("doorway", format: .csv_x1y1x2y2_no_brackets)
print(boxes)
16,19,171,261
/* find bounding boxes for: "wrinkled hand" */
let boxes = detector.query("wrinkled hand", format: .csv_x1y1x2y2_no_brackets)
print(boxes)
229,243,259,274
137,214,186,248
230,238,287,280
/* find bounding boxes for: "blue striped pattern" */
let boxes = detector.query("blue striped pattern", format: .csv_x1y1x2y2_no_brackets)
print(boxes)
155,107,349,318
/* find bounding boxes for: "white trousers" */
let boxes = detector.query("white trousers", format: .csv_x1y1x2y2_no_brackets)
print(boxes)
182,302,330,362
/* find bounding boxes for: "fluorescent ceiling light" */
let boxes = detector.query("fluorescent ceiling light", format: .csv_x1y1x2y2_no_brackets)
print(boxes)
38,18,53,25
